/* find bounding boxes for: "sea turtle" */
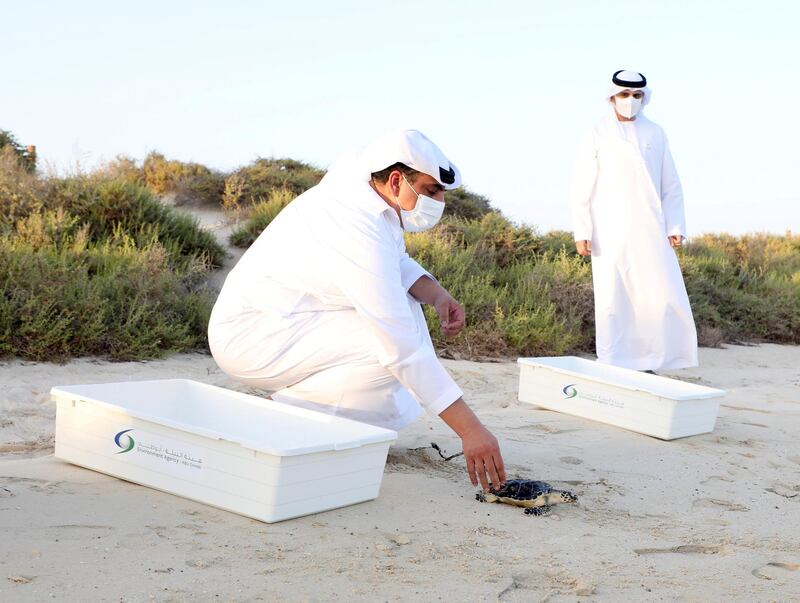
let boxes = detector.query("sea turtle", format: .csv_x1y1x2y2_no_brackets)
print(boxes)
476,479,578,516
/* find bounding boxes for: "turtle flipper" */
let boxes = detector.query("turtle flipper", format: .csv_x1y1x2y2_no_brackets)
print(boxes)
524,505,552,516
476,491,499,504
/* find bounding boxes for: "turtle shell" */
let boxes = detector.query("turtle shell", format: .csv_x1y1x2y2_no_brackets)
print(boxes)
490,479,553,500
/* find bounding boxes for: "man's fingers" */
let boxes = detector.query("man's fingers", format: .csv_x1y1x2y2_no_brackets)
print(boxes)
482,457,500,491
467,456,489,492
460,425,504,491
441,302,465,337
473,456,490,492
494,453,506,485
447,302,465,325
466,456,478,487
441,321,459,335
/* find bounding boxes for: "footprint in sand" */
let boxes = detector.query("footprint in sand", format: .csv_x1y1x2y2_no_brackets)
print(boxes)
634,544,723,555
721,404,771,415
700,475,734,485
0,436,55,455
765,484,800,500
692,498,750,512
752,561,800,580
0,476,75,495
714,435,758,448
507,423,580,436
559,456,584,465
497,572,595,601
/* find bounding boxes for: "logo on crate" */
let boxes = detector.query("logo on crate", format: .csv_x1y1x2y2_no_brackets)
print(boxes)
561,384,624,409
562,384,578,399
114,429,136,454
112,428,205,474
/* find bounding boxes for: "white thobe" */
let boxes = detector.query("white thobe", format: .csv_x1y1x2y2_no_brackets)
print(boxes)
208,157,463,430
570,112,698,371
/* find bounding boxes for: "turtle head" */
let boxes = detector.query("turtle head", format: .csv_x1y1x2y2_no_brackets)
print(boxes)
559,490,578,504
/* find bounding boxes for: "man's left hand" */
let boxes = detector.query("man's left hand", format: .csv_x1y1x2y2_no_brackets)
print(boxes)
668,235,683,248
433,292,465,337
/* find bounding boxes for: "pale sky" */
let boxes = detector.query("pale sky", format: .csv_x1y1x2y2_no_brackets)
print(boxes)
4,0,799,235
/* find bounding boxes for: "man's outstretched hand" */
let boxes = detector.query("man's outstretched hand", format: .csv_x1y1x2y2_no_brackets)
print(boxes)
460,423,506,492
439,399,506,491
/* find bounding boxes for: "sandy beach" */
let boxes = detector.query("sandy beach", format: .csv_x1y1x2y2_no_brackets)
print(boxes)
1,343,798,602
4,3,799,600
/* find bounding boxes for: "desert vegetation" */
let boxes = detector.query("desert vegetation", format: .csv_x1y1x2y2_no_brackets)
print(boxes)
1,132,797,361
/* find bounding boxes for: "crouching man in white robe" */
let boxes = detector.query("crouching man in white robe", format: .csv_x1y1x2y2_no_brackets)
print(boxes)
209,129,505,490
570,70,698,372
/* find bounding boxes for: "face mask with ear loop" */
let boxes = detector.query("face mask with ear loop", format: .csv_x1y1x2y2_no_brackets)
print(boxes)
615,94,643,118
397,174,445,232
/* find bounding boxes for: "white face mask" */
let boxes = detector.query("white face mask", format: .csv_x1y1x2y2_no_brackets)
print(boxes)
398,175,445,232
615,95,643,118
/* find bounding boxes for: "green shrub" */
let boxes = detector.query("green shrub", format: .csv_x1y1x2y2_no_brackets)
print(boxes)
229,189,294,248
686,232,800,278
98,155,145,186
0,129,35,172
443,187,494,220
0,210,213,361
0,154,225,268
407,215,595,358
679,239,800,345
0,146,45,226
142,152,225,205
223,158,323,208
43,174,226,268
538,230,579,256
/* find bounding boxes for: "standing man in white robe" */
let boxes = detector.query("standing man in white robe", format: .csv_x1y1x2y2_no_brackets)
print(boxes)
209,129,505,491
570,70,698,372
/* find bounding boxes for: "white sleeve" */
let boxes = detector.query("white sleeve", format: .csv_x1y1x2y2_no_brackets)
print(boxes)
569,130,598,242
327,213,462,416
661,133,686,237
399,253,434,291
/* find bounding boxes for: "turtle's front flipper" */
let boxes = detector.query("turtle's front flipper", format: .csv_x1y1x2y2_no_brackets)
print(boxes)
525,505,552,516
476,491,499,503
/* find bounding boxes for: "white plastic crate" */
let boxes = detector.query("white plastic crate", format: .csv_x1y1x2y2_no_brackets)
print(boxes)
518,357,725,440
52,379,397,522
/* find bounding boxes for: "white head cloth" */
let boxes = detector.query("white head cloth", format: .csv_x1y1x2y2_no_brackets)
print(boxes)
359,129,462,190
607,69,652,107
